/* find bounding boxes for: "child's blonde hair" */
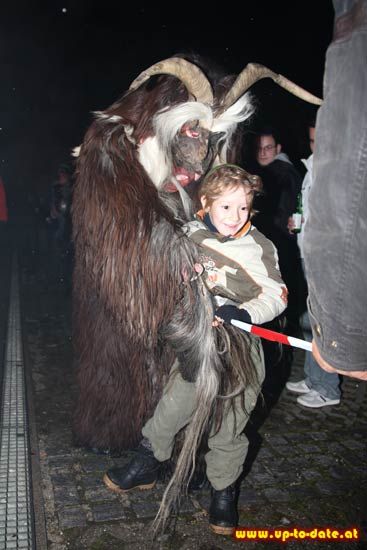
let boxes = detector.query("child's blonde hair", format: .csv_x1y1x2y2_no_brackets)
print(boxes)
198,164,262,218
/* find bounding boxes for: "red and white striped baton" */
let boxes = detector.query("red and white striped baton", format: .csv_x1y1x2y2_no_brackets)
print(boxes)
231,320,312,352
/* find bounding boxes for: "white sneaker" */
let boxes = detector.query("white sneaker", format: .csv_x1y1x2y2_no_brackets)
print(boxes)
297,390,340,408
286,379,311,394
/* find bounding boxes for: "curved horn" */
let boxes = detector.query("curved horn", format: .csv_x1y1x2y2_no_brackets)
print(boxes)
129,57,214,105
218,63,322,113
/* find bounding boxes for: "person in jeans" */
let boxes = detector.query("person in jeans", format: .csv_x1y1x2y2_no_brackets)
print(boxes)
304,0,367,381
286,118,341,408
103,164,287,535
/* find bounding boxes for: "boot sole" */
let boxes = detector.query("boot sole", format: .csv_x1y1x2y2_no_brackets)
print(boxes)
209,523,235,536
103,473,156,494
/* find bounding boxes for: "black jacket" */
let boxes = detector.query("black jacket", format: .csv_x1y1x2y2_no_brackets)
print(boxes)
253,158,302,243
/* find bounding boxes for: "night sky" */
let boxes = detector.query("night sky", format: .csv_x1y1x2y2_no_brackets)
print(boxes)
1,1,335,193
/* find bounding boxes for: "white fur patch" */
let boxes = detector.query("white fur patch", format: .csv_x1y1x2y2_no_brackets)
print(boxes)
212,92,254,133
154,102,213,153
213,92,255,162
123,124,136,144
138,136,170,188
93,111,122,123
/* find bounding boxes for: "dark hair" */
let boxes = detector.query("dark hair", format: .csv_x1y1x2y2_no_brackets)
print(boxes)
255,125,282,145
307,115,317,129
306,105,320,130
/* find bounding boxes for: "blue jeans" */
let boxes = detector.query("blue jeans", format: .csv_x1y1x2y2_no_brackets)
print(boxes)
304,0,367,373
301,310,341,399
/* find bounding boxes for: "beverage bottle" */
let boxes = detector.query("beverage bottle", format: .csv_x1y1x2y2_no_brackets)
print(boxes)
292,193,303,233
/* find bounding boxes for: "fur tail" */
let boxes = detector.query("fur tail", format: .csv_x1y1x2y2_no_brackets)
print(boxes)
153,276,222,534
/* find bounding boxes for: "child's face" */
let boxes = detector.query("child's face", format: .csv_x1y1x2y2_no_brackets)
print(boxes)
201,186,250,237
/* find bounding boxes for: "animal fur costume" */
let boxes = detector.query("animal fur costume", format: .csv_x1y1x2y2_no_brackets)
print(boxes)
72,55,322,459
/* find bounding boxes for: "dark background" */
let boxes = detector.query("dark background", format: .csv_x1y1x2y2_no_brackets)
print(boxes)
0,1,334,196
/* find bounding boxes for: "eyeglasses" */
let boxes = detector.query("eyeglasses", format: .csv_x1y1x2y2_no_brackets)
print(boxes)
257,145,276,153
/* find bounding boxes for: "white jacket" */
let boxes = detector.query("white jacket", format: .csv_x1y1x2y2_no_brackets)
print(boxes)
298,154,313,258
185,216,288,325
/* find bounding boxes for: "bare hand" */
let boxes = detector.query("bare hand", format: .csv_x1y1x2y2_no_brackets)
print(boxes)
287,216,295,234
212,315,224,327
194,263,204,275
312,340,367,381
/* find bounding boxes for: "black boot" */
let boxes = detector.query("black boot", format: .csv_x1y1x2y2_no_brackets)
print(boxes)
209,483,238,535
103,438,161,493
188,469,208,492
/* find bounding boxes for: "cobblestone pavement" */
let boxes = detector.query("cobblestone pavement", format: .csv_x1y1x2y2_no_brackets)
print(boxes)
17,240,367,550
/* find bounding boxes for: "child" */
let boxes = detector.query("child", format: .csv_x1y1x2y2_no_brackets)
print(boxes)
187,164,287,326
103,164,287,535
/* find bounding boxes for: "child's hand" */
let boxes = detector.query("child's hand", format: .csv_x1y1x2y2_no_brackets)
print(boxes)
194,263,204,275
215,305,251,325
181,263,203,282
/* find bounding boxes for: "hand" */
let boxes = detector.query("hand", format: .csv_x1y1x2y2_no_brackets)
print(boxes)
194,263,204,275
215,305,251,325
312,340,367,381
182,263,203,282
287,216,295,234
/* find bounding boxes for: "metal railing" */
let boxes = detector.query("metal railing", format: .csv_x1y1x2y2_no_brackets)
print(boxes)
0,254,34,549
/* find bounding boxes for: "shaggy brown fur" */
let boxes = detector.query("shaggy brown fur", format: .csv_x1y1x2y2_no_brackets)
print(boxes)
72,56,251,452
71,55,322,535
72,145,190,449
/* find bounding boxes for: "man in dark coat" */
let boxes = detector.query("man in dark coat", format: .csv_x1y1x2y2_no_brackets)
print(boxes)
251,127,305,335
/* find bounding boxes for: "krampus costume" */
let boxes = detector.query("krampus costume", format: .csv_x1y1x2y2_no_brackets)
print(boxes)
72,54,321,530
72,55,320,449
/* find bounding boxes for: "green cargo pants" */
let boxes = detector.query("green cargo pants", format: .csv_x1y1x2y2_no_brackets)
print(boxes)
142,335,265,490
